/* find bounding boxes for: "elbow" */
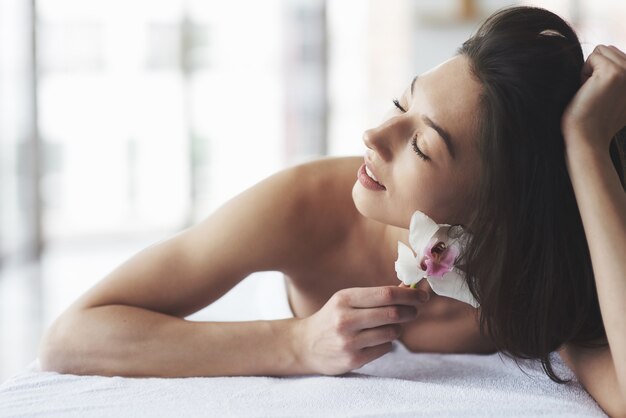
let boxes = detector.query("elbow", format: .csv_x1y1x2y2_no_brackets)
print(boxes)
38,315,81,375
613,375,626,418
619,393,626,418
38,323,69,374
608,406,626,418
38,309,124,377
601,395,626,418
38,342,65,374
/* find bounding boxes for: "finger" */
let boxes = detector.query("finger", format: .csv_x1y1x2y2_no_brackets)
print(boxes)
596,45,626,68
354,324,402,349
581,48,615,81
351,304,419,330
415,277,433,296
357,341,393,366
608,45,626,60
341,285,427,309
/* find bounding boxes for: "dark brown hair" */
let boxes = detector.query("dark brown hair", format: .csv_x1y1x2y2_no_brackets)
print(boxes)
456,6,626,383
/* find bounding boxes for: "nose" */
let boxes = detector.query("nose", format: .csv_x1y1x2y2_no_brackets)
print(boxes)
362,116,404,161
362,128,377,153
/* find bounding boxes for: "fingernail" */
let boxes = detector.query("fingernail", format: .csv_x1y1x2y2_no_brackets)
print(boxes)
418,291,430,302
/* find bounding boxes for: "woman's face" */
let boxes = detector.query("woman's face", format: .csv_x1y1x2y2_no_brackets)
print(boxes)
352,54,483,229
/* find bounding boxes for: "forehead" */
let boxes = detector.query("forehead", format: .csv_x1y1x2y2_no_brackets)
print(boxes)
413,55,482,154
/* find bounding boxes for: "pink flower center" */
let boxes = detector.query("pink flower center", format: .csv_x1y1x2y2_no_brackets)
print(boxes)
420,238,459,278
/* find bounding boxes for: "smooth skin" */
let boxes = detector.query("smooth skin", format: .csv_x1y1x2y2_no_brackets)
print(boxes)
556,44,626,418
39,46,626,416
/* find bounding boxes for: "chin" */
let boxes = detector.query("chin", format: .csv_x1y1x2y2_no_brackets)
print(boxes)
352,181,375,217
351,182,406,228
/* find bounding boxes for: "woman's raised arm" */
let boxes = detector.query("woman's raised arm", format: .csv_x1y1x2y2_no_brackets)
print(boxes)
559,44,626,417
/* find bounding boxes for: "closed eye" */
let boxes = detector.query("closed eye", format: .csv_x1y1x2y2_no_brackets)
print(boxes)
392,98,430,161
411,134,430,161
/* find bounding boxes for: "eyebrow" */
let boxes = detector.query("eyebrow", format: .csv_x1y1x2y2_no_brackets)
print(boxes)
422,116,456,159
410,74,456,160
410,75,419,96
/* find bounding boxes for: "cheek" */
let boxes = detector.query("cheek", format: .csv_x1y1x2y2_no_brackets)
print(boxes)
430,170,479,224
393,161,440,214
393,161,463,223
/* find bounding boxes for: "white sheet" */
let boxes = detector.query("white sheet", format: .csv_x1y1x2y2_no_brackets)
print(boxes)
0,341,606,417
0,273,606,416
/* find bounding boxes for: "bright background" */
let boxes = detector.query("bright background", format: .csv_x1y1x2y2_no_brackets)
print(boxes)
0,0,624,382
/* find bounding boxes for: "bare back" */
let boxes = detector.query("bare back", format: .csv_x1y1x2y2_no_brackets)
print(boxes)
280,156,496,355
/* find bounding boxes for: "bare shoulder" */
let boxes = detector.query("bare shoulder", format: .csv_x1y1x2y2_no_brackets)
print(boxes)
58,155,363,320
293,155,363,198
294,155,364,210
280,155,364,266
176,154,362,276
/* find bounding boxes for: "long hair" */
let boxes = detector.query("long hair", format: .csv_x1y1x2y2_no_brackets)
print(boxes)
456,6,626,383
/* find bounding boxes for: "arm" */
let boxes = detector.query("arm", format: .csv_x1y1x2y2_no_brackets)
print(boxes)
42,306,305,377
39,160,319,377
558,44,626,417
558,340,624,417
558,141,626,415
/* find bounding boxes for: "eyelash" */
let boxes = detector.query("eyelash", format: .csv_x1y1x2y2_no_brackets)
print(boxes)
392,98,406,112
411,134,430,161
392,98,430,161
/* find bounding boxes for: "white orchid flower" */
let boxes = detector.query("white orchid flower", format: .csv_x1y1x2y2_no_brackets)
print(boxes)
394,210,480,309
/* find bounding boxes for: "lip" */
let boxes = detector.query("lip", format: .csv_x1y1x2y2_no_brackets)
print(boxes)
358,163,386,191
364,160,383,186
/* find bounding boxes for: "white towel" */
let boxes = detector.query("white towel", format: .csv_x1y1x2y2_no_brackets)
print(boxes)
1,271,605,417
0,342,605,417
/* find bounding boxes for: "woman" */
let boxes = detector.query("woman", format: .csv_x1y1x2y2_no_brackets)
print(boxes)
39,6,626,416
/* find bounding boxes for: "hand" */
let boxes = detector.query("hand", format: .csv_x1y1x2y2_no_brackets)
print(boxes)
561,45,626,153
292,285,429,375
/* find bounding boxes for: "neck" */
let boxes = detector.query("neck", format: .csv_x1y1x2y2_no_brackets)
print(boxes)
381,221,410,271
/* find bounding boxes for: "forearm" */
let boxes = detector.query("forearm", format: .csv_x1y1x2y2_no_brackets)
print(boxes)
39,305,306,377
565,140,626,393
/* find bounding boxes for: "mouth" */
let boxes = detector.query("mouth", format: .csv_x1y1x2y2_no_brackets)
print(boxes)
364,161,385,188
365,164,383,185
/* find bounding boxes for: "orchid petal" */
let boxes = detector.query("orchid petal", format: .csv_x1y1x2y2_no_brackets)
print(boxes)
424,258,453,277
398,210,477,308
395,241,426,286
408,211,440,257
440,244,459,266
423,237,439,256
433,225,459,245
426,267,480,308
